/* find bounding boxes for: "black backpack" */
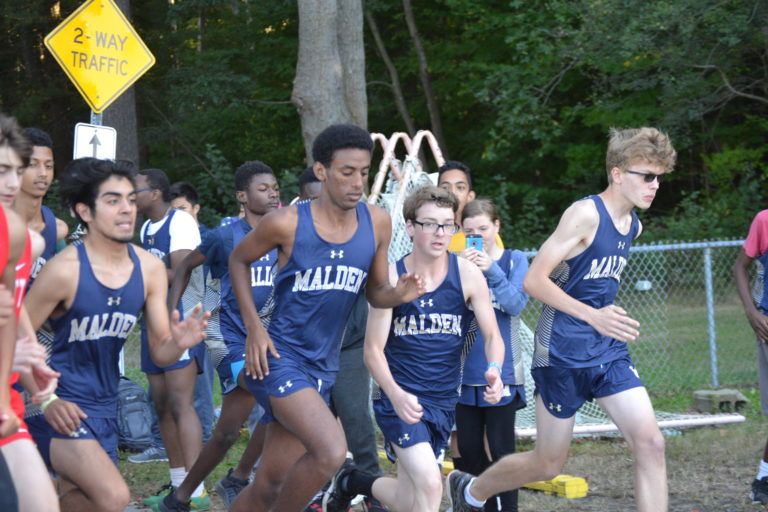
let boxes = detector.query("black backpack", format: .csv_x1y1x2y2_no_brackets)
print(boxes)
117,377,153,452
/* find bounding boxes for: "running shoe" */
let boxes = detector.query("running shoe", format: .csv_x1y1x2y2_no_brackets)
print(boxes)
142,482,174,507
190,490,210,510
156,491,190,512
215,468,249,508
128,445,168,463
363,496,388,511
446,470,482,512
322,459,356,512
750,477,768,505
303,494,323,511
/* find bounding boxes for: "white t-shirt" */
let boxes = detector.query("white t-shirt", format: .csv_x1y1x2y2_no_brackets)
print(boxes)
140,208,201,253
140,209,204,316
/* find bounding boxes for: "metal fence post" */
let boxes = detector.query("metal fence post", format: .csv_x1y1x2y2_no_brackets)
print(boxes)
703,246,719,388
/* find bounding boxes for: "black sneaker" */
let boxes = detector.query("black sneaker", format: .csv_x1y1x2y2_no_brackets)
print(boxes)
215,468,249,508
322,459,356,512
363,496,388,511
303,494,323,511
446,470,482,512
751,477,768,505
157,491,191,512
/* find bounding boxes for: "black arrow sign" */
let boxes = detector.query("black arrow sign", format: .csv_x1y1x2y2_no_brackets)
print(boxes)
89,132,101,158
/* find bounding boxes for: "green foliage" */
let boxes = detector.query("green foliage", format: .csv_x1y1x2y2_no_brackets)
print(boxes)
190,144,238,227
1,0,766,239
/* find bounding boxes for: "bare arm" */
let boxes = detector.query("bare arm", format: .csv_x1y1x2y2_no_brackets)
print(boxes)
55,217,69,243
168,248,206,312
167,248,192,284
16,304,59,404
523,200,640,342
229,209,293,379
142,252,208,367
734,249,768,341
364,205,425,308
363,265,423,424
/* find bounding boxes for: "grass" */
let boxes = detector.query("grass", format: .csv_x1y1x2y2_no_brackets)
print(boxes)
119,291,765,510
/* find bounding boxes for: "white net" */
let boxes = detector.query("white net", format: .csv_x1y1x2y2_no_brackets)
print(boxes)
372,155,434,263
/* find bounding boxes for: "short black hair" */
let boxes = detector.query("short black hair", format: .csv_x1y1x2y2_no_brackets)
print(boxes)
137,168,171,202
437,160,473,189
235,160,274,191
311,124,372,168
0,114,32,167
59,158,136,224
21,127,53,149
170,181,199,206
298,166,320,193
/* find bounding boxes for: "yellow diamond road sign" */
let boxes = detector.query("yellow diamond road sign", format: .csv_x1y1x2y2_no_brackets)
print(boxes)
44,0,155,113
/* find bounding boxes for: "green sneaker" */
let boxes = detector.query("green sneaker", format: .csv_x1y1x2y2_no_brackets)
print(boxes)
143,482,174,507
190,490,210,510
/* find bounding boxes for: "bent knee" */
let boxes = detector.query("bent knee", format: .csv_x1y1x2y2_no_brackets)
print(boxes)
632,431,666,460
422,474,444,500
535,455,567,481
310,442,348,478
93,481,130,512
212,426,241,448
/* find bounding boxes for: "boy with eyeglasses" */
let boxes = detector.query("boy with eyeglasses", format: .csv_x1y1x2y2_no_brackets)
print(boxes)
446,127,676,512
322,185,504,512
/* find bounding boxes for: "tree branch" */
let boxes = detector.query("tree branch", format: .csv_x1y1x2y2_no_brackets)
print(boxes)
693,64,768,105
365,9,417,137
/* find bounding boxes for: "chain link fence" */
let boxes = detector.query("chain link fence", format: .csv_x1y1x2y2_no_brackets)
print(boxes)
520,239,756,395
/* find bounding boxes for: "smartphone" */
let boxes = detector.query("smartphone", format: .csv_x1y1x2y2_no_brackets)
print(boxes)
466,234,483,251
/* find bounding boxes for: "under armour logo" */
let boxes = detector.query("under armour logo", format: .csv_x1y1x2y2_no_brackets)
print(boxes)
278,380,293,394
107,297,121,306
330,250,344,259
629,365,639,379
549,402,562,412
419,299,433,307
617,241,625,249
69,426,88,438
397,433,410,445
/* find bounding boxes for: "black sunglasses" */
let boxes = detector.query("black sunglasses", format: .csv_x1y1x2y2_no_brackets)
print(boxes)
625,170,665,184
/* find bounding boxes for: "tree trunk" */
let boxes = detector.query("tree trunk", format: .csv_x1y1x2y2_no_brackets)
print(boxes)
401,0,447,157
102,0,139,166
292,0,367,162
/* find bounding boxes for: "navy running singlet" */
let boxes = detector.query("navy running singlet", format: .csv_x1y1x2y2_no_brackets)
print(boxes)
533,195,639,369
28,205,58,287
49,243,145,418
267,201,375,376
382,253,473,410
219,218,276,343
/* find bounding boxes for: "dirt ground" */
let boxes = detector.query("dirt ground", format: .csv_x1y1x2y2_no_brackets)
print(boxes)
124,415,766,512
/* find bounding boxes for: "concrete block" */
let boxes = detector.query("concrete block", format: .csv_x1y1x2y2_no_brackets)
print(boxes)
692,389,749,413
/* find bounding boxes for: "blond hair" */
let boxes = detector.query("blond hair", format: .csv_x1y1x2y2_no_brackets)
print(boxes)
605,127,677,181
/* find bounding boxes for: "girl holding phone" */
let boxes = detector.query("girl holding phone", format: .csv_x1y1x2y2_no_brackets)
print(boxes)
457,199,529,512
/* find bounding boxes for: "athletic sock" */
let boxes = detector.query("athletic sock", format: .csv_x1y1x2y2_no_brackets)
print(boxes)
453,457,466,472
345,469,377,497
191,482,205,498
757,460,768,480
170,467,186,488
464,478,486,508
